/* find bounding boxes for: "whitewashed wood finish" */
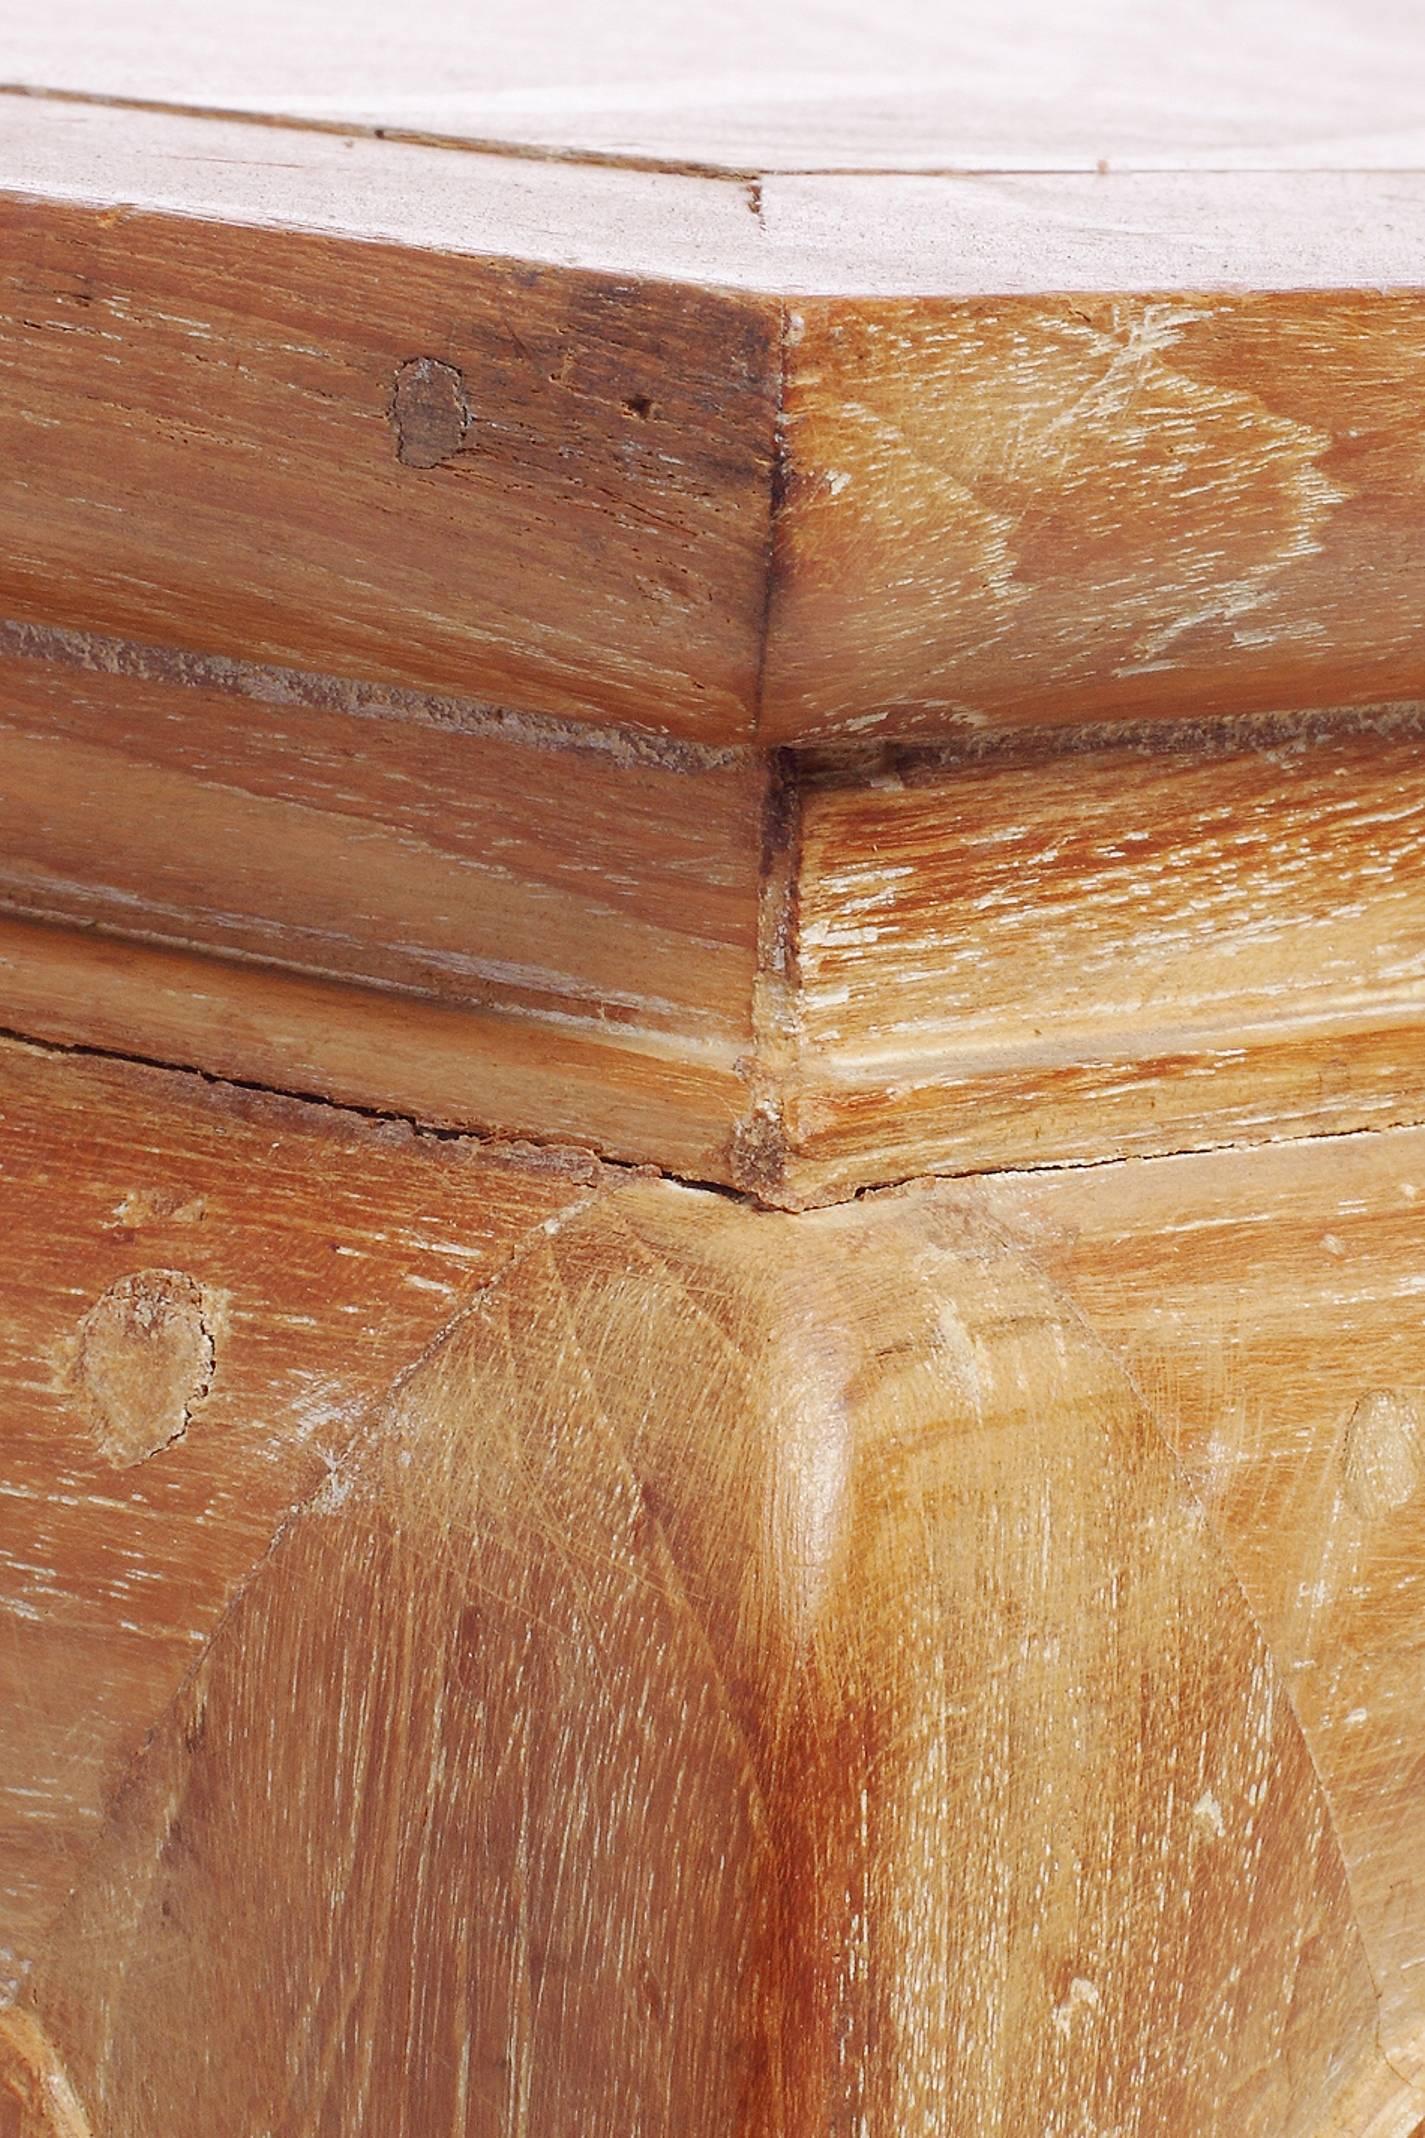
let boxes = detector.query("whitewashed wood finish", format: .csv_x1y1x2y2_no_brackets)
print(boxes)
4,0,1422,176
7,622,1425,1197
762,296,1425,741
969,1120,1425,2091
5,97,1425,299
4,7,1425,2128
0,623,764,1177
0,1037,597,1997
5,1114,1421,2133
778,712,1425,1200
7,104,1424,765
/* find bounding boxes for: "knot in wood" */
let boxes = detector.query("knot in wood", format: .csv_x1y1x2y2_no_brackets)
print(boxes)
74,1267,215,1469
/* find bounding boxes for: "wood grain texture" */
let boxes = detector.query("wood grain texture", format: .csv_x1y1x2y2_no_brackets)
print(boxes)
765,296,1425,743
0,622,764,1177
964,1122,1425,2089
5,15,1425,2120
7,99,1425,754
9,626,1425,1196
0,1034,599,1997
5,0,1421,176
0,2011,89,2138
9,97,1425,302
7,1159,1420,2133
0,914,754,1186
777,711,1425,1201
0,188,778,743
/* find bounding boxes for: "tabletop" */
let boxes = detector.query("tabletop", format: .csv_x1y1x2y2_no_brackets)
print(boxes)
5,0,1424,178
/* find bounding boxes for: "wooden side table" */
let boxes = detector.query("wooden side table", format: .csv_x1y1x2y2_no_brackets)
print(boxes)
3,7,1425,2131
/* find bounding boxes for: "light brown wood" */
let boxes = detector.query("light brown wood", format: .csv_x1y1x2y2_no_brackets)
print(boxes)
7,623,1423,1200
764,295,1425,741
0,178,778,743
6,13,1425,2125
6,96,1424,753
0,1035,597,1998
0,621,764,1177
0,912,756,1186
965,1124,1425,2091
2,1093,1419,2131
779,710,1425,1201
0,2010,89,2138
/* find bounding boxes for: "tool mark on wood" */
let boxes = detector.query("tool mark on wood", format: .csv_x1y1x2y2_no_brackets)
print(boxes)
389,356,472,468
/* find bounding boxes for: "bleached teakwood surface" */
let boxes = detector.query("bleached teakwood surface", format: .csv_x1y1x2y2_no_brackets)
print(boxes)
4,0,1422,176
0,1038,598,2001
5,617,1424,1199
781,713,1425,1201
3,1039,1425,2132
0,622,765,1181
969,1122,1425,2097
6,96,1423,297
5,80,1425,747
6,20,1425,2127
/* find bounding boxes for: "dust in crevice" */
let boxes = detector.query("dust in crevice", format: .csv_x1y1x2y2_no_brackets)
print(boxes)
6,1022,1425,1219
0,616,747,775
732,746,804,1199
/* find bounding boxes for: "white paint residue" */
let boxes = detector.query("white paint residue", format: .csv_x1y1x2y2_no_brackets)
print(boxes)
1193,1790,1226,1839
1052,1977,1102,2037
